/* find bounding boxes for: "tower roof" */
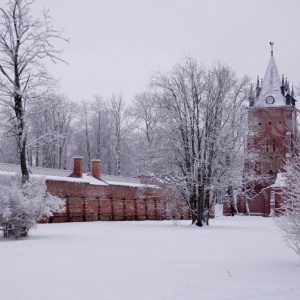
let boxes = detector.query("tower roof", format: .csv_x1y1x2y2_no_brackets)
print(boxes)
255,54,286,107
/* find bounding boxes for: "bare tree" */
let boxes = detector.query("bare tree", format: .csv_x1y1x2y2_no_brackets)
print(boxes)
92,95,104,160
82,102,92,171
27,93,77,169
0,0,67,183
132,91,163,174
151,57,250,226
70,96,112,173
107,93,136,176
0,102,19,162
275,153,300,257
89,95,116,174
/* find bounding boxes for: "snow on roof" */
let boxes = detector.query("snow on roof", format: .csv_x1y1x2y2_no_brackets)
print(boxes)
255,55,286,107
271,172,287,188
0,163,21,173
44,174,108,186
31,166,73,177
0,163,157,188
100,174,158,188
0,170,109,186
101,174,140,184
0,163,72,177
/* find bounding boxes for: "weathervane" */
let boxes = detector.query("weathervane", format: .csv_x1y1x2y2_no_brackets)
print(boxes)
270,41,274,56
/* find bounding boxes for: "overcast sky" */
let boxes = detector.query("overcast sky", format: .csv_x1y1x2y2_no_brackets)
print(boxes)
32,0,300,103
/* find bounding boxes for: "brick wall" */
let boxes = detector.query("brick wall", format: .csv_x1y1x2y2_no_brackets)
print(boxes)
242,105,297,216
248,106,297,163
46,179,190,223
226,187,284,217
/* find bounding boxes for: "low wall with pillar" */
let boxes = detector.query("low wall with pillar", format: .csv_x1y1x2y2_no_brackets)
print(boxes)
46,179,191,223
225,186,284,217
39,156,192,223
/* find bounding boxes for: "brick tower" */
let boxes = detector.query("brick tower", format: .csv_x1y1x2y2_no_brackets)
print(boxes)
244,44,298,216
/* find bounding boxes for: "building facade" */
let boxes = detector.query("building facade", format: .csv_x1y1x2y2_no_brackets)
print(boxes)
239,47,298,216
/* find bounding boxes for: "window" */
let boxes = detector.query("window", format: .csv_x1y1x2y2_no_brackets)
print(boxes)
260,137,281,174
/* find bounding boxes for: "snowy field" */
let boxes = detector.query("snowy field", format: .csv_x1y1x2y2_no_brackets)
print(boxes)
0,216,299,300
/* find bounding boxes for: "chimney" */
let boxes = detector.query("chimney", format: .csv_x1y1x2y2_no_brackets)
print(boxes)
91,159,101,179
73,157,83,177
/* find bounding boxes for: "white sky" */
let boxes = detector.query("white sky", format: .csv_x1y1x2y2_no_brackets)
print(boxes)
32,0,300,103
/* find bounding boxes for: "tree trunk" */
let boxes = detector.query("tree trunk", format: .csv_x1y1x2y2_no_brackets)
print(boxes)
116,141,121,176
59,144,63,169
35,141,39,166
196,188,203,227
15,95,29,184
85,117,91,172
20,138,29,184
244,195,250,216
189,194,197,224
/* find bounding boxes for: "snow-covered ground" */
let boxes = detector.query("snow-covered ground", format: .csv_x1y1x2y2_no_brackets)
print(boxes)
0,216,299,300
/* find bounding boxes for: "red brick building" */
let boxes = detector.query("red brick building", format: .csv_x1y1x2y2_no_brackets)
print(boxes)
238,47,298,216
0,158,191,222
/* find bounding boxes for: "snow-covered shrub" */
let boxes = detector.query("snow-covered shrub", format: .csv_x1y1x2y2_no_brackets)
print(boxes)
0,174,65,238
275,158,300,257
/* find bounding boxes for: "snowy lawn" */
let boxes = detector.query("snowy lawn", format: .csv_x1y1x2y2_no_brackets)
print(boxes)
0,216,299,300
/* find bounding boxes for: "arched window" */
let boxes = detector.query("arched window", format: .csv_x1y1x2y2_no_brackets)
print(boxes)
275,156,280,170
259,137,281,174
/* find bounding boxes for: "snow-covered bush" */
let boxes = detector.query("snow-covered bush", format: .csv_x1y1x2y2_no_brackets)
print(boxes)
275,159,300,257
0,174,65,238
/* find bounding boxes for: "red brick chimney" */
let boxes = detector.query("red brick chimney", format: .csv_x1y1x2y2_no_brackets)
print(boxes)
91,159,101,179
73,157,83,177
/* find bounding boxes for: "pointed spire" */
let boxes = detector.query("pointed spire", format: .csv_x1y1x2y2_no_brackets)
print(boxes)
249,84,254,106
249,84,254,97
280,74,285,95
255,49,286,106
256,76,261,98
290,86,297,106
287,81,290,94
270,42,274,56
